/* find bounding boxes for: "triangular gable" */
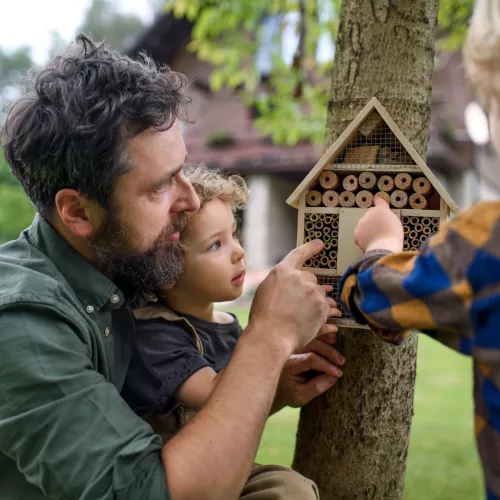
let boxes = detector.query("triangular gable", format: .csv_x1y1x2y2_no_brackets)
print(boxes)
286,97,459,214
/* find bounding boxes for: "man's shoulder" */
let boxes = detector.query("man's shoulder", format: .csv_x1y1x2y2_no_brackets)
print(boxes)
0,234,74,311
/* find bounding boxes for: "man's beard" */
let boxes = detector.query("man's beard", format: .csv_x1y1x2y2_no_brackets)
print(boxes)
89,210,189,293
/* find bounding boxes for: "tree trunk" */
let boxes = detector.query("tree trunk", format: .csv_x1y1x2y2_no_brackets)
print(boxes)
293,1,439,499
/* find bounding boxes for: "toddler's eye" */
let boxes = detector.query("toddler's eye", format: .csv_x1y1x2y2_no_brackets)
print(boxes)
208,241,221,251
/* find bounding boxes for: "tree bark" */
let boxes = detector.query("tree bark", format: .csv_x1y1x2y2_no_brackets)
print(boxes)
293,1,439,499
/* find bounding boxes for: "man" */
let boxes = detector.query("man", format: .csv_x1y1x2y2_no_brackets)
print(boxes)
0,35,343,499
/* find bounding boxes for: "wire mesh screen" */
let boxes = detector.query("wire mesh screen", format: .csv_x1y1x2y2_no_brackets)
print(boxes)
316,274,352,322
339,111,415,167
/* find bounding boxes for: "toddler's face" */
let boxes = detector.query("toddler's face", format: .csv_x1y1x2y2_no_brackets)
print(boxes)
173,198,246,303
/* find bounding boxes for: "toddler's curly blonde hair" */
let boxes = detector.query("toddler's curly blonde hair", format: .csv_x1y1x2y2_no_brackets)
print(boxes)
183,164,248,211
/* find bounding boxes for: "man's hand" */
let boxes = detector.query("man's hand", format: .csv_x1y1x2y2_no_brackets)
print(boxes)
354,197,404,253
249,240,341,353
272,333,345,412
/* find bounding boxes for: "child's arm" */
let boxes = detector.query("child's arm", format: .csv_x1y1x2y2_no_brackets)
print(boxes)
340,199,500,351
174,368,223,411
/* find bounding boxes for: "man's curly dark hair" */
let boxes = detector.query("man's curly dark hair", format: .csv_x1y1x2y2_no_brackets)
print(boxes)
1,34,191,218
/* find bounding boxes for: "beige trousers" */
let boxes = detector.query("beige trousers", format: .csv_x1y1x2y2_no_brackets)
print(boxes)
240,463,319,499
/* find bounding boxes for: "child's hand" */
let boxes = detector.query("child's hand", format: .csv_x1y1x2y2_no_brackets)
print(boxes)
354,197,404,253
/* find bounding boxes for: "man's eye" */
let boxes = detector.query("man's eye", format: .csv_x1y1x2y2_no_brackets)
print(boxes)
208,241,221,251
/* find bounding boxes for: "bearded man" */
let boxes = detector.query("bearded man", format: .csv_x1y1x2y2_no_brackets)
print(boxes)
0,35,342,500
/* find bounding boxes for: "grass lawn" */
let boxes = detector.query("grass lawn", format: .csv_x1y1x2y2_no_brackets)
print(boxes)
224,306,483,500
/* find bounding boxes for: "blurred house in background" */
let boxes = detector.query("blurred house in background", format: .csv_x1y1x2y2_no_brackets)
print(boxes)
127,12,498,272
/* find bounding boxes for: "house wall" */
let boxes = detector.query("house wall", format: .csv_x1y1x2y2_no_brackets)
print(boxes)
243,174,297,270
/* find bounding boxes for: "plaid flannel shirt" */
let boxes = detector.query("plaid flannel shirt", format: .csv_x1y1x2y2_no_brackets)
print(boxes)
339,201,500,500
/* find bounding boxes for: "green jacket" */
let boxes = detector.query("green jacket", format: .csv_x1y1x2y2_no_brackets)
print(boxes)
0,215,169,499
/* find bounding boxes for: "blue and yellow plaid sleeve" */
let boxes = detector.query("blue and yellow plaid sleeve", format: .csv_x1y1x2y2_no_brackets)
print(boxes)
340,202,500,500
339,202,500,354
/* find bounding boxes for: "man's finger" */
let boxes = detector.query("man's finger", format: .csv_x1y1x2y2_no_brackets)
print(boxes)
296,374,338,406
294,352,343,378
306,338,346,366
282,240,324,269
318,323,338,335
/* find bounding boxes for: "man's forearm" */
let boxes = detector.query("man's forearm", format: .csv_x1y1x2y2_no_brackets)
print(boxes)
161,325,291,500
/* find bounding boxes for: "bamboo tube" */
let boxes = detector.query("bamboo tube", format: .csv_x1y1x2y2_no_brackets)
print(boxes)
343,174,359,192
332,214,339,220
410,246,419,251
421,217,431,226
332,220,339,229
330,237,338,247
356,190,374,208
319,214,326,221
339,191,355,207
410,217,419,225
411,239,420,248
319,249,327,257
305,221,314,231
403,241,411,250
403,225,410,235
324,216,332,225
328,260,336,269
324,242,332,250
304,236,312,243
359,171,377,191
319,171,339,190
431,217,440,225
322,190,339,207
374,191,391,204
323,227,331,235
409,193,428,209
314,231,322,238
409,230,418,239
415,223,423,232
304,259,312,267
395,173,413,192
320,256,329,266
314,221,324,230
390,190,408,208
420,235,428,243
422,226,431,235
306,190,322,206
323,234,331,242
402,216,410,224
304,213,311,220
331,230,338,238
312,260,321,268
329,250,337,260
310,213,319,222
378,175,394,192
413,177,433,196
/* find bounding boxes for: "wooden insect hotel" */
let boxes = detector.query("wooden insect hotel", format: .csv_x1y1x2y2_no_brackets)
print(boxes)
286,97,459,328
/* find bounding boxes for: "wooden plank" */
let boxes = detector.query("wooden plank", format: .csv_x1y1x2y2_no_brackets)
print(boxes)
286,98,383,208
400,209,441,217
373,98,459,215
304,268,339,276
304,207,341,214
343,145,379,164
325,164,421,172
337,209,368,274
330,318,370,330
297,196,306,247
440,198,448,226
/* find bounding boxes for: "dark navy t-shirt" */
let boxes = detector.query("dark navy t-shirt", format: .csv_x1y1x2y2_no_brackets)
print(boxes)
122,312,242,415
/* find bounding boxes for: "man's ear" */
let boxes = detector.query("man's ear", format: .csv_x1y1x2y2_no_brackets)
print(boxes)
54,189,103,238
